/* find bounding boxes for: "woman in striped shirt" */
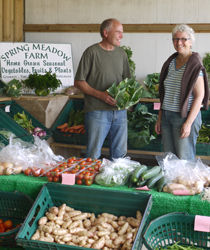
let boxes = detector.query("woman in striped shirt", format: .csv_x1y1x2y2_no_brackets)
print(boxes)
155,24,209,161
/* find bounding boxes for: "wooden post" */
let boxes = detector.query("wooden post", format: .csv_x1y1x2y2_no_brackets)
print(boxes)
0,0,24,42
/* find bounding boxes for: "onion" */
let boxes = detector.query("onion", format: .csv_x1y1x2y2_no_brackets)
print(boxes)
33,127,42,133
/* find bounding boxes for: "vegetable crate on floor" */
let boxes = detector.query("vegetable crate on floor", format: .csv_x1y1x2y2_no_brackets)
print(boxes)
0,100,51,143
143,212,210,250
0,190,33,247
51,99,87,145
16,183,152,250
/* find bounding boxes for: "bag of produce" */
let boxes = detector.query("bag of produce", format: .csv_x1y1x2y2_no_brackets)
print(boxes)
95,157,140,186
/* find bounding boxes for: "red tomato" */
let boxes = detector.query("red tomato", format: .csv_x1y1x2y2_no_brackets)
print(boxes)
80,161,86,166
0,223,5,233
76,179,83,185
85,179,93,186
3,220,13,229
47,176,53,182
77,173,84,180
84,172,90,180
53,176,59,182
94,165,100,171
24,168,32,176
45,172,51,177
86,157,92,162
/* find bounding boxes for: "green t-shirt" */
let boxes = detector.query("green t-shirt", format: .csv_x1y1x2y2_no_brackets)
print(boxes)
75,43,131,112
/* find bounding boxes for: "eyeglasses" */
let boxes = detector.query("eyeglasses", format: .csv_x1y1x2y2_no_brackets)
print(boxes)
172,38,191,42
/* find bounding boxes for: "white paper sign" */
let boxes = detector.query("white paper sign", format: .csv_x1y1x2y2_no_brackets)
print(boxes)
0,42,74,93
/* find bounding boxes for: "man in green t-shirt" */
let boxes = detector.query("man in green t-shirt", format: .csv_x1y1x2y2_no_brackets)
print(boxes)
74,18,131,159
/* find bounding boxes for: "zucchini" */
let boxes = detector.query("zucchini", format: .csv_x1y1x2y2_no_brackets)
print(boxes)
141,166,161,181
136,179,147,187
146,171,163,189
156,176,166,192
131,165,148,184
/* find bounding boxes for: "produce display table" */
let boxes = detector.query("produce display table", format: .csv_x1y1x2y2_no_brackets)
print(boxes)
0,174,209,221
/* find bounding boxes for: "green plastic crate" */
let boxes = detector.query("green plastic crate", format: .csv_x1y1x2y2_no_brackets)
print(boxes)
0,190,33,247
51,99,87,145
143,212,210,250
16,183,152,250
0,134,9,147
0,100,51,143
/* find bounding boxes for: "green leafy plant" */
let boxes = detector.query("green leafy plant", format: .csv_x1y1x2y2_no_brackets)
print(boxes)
127,103,158,148
141,73,160,98
0,79,22,97
203,53,210,73
22,71,62,96
107,78,143,110
121,46,136,79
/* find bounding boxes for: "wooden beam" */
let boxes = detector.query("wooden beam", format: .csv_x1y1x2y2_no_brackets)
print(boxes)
0,0,3,40
23,23,210,33
14,0,24,41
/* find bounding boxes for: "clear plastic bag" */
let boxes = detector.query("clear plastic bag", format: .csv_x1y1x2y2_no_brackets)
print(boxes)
95,157,141,186
0,135,64,172
156,152,210,194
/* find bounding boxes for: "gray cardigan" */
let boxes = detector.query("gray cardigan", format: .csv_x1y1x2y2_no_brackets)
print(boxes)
159,52,209,118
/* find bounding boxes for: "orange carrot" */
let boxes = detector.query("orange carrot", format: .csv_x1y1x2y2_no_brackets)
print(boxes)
57,123,68,129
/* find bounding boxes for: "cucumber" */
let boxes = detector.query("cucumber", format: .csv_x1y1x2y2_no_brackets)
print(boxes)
131,165,148,184
141,166,161,181
146,171,163,189
136,179,147,187
156,176,166,192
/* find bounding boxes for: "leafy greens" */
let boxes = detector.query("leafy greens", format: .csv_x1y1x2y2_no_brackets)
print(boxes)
107,78,143,110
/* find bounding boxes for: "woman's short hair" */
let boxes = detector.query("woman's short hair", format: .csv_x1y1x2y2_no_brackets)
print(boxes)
172,24,195,43
100,18,116,38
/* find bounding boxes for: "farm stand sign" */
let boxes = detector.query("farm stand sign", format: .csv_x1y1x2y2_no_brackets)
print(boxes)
0,42,74,93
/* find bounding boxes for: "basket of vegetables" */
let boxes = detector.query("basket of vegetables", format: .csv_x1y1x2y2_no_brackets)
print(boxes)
143,212,210,250
0,190,33,247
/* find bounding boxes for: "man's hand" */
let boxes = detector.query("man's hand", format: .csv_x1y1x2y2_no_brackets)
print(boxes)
100,91,117,106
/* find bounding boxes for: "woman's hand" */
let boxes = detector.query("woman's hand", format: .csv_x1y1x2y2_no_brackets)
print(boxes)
180,122,191,138
155,119,161,135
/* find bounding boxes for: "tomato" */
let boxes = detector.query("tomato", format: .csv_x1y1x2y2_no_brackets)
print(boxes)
77,173,84,180
80,161,86,166
32,168,41,177
45,171,51,177
3,220,13,229
0,223,5,233
24,168,32,176
87,167,94,171
84,172,90,180
39,168,45,176
76,179,83,185
85,179,93,186
94,165,100,171
53,176,59,182
0,219,3,224
47,176,53,182
86,157,92,162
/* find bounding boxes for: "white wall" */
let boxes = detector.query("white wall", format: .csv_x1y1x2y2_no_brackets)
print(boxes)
25,0,210,83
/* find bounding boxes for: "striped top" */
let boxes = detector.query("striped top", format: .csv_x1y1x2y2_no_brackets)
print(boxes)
162,58,203,112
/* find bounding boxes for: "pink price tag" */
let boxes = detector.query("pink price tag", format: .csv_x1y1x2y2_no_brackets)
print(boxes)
194,215,210,232
153,103,160,110
61,173,75,185
172,190,192,196
136,186,150,191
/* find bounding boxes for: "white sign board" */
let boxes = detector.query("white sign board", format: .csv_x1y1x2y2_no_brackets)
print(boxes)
0,42,74,93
